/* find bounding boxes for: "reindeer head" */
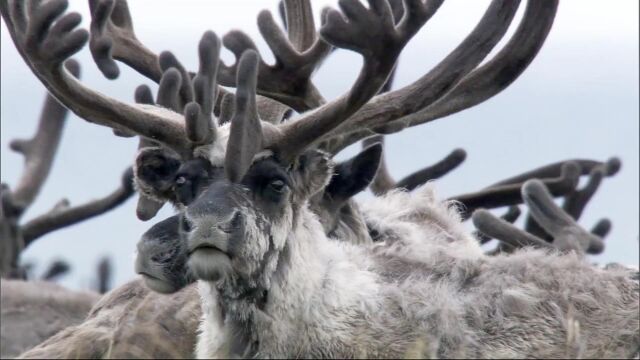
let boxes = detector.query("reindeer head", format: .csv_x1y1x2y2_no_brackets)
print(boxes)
134,143,382,293
183,149,334,288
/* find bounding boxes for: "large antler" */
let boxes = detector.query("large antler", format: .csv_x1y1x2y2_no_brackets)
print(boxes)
323,0,559,155
0,0,191,156
223,0,445,175
0,59,135,277
472,179,605,256
522,159,618,252
452,161,581,220
217,0,331,112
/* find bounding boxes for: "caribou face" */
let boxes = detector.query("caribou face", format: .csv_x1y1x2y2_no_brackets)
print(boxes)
134,145,382,293
182,150,332,288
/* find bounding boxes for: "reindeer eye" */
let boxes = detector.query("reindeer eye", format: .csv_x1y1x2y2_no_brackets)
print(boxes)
175,176,187,186
269,179,286,193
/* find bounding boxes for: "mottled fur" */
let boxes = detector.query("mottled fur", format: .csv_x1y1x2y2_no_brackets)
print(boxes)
18,279,200,359
1,280,99,359
192,174,639,358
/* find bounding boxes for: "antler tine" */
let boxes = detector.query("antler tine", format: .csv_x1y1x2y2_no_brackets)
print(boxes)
225,50,263,183
474,206,521,244
21,167,135,245
1,0,192,156
283,0,318,52
395,148,466,191
521,179,603,254
4,60,80,217
474,179,605,256
590,218,611,239
184,31,220,145
269,0,445,163
156,68,183,113
490,157,620,187
472,209,553,250
88,0,161,81
364,136,466,195
525,162,614,253
453,161,581,220
587,219,610,254
325,0,557,155
95,256,113,294
41,259,70,281
218,0,330,112
562,166,607,220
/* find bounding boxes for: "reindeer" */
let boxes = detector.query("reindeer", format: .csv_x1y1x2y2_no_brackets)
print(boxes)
2,0,637,358
177,48,638,356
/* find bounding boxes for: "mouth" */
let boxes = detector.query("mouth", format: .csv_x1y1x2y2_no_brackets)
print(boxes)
187,241,233,282
188,243,226,257
187,235,230,257
137,270,180,294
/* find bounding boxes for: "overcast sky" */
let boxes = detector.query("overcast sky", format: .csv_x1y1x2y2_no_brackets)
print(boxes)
1,0,638,290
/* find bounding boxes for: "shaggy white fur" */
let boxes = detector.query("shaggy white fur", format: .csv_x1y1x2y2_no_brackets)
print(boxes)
196,184,639,358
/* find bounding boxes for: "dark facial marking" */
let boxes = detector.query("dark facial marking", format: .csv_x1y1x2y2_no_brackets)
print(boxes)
240,159,292,205
173,158,217,206
136,148,181,196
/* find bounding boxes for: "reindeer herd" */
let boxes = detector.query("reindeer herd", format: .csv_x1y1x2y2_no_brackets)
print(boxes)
0,0,638,358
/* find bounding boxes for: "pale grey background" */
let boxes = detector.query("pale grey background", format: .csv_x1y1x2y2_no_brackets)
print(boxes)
1,0,638,290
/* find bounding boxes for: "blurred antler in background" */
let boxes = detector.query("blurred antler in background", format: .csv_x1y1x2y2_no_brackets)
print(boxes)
0,60,135,279
94,256,113,294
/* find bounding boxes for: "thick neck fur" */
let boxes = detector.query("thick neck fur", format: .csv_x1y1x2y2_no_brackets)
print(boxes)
196,186,639,359
197,207,378,358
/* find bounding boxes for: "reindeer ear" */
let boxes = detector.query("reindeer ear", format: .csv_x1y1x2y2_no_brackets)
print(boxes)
324,143,382,204
135,147,181,196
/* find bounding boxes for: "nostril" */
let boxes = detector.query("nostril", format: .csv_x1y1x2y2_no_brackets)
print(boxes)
180,214,193,233
217,211,242,234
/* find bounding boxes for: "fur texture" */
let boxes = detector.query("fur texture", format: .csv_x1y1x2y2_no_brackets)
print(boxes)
193,181,639,358
0,280,99,359
18,278,201,359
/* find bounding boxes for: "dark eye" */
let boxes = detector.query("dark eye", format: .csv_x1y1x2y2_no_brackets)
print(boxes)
175,176,187,187
269,179,286,193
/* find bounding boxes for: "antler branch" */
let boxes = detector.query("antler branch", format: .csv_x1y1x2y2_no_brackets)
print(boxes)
453,161,581,220
473,180,604,255
88,0,161,81
217,0,330,112
324,0,558,155
0,0,192,155
489,157,620,187
4,60,80,216
364,136,466,195
268,0,445,163
474,205,521,244
22,167,135,246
